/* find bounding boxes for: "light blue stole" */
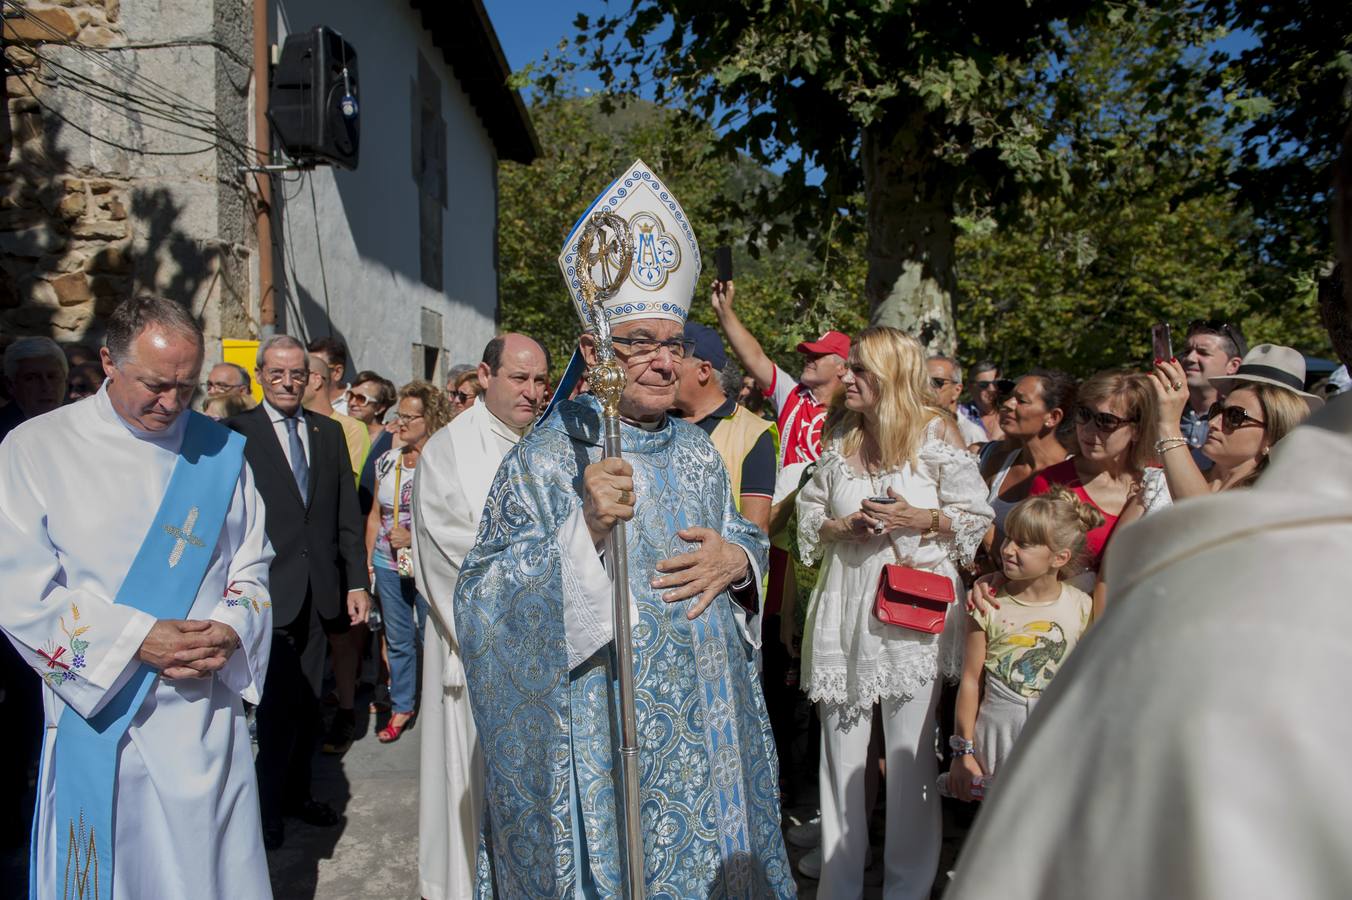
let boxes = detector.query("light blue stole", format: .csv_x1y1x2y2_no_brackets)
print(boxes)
33,412,245,900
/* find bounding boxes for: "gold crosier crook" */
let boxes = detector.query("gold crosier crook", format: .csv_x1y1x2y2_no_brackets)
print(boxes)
575,210,645,899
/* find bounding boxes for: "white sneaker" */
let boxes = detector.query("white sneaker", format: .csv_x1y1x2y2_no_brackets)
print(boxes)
795,845,872,880
787,814,821,849
797,847,821,879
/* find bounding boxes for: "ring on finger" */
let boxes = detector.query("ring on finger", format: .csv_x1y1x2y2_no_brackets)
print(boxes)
618,488,632,505
1171,381,1182,390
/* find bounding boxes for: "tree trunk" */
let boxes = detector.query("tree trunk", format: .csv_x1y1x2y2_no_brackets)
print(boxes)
861,120,958,355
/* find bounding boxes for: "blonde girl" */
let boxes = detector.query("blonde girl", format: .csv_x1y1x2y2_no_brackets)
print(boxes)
946,487,1102,802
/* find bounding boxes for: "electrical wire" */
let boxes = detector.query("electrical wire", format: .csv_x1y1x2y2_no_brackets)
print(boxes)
4,1,262,164
5,1,222,120
21,47,261,164
12,69,218,157
24,64,252,166
306,172,335,336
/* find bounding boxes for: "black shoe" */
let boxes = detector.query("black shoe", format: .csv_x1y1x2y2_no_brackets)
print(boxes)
284,799,341,828
262,818,285,851
322,708,356,755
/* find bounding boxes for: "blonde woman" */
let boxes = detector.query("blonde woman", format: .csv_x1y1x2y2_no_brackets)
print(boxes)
797,326,993,899
365,380,452,743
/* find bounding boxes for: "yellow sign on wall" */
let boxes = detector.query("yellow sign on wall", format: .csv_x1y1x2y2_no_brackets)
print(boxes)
221,339,263,403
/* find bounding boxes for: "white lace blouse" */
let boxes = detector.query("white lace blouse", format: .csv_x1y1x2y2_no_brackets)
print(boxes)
797,421,994,714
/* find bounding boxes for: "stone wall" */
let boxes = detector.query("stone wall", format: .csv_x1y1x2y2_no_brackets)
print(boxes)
0,0,256,357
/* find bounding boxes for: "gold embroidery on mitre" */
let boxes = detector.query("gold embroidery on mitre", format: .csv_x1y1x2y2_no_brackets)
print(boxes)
163,506,206,569
63,812,98,900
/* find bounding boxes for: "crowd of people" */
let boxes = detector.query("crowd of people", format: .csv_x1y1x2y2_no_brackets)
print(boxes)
0,149,1350,900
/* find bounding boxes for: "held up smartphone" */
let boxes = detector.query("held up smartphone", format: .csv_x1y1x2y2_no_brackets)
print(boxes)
1151,323,1173,362
715,246,733,283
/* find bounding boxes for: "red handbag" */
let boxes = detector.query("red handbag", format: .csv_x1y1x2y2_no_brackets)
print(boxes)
873,542,955,634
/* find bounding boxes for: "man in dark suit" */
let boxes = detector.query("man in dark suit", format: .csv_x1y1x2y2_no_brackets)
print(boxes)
227,334,370,850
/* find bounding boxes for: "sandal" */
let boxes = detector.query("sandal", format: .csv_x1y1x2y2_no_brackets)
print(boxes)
377,712,414,743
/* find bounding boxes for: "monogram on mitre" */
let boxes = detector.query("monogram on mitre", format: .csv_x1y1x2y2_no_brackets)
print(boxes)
558,158,702,330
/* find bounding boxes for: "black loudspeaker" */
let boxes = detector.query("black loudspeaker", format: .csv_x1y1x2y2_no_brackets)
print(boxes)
269,26,359,170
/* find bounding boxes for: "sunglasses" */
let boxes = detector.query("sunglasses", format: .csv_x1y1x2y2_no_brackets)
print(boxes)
1188,319,1243,353
1207,402,1264,430
346,390,376,406
1074,405,1138,432
930,377,959,390
451,390,474,404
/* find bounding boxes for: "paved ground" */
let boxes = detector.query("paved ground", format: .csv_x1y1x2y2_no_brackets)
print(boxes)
4,696,973,899
269,697,422,900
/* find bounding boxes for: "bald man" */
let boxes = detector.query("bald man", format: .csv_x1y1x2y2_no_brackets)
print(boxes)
412,333,549,900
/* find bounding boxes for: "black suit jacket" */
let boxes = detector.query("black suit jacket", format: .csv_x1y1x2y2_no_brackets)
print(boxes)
228,405,368,629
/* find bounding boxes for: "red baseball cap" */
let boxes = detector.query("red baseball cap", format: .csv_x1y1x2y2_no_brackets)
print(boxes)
797,330,851,359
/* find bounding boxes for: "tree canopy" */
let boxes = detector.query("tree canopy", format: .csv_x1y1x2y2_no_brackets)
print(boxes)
497,2,1348,380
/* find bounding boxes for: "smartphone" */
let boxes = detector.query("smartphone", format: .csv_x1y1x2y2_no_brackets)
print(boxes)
715,246,733,283
1151,323,1173,362
867,496,897,504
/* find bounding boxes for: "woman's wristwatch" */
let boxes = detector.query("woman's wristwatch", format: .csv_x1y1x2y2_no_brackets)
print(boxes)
949,735,975,757
922,508,941,540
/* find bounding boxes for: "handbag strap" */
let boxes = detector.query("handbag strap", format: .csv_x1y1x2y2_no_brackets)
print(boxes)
868,469,906,568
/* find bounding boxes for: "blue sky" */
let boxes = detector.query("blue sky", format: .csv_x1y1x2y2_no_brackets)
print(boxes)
486,1,609,85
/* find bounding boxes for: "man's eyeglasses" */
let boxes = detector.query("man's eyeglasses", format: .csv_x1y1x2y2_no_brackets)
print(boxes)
204,380,245,392
1207,402,1264,430
612,336,690,361
395,413,425,425
930,377,959,390
1074,405,1138,432
261,368,308,385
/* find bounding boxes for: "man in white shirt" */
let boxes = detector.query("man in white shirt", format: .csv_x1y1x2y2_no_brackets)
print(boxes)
928,354,987,449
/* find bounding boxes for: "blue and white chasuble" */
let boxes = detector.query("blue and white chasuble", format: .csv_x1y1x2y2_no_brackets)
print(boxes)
455,396,794,899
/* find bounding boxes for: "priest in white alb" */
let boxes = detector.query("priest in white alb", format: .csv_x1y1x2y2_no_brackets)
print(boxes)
0,296,274,900
410,331,550,900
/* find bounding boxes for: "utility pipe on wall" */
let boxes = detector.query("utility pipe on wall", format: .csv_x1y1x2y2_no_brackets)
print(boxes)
253,0,275,331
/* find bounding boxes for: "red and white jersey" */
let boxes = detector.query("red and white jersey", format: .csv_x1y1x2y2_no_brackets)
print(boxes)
766,365,827,467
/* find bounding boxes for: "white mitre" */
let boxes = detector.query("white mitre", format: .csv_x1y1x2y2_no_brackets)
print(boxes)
557,158,701,330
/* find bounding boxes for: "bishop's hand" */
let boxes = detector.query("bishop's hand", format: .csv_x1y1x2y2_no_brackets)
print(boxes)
583,457,636,546
653,527,751,620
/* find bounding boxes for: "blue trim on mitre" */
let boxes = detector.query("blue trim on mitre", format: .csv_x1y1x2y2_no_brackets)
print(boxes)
557,159,702,330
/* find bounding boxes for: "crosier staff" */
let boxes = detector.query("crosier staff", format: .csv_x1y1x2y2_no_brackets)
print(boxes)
575,210,645,899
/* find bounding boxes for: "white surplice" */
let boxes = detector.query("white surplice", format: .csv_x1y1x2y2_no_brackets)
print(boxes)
411,400,519,900
0,386,274,900
946,394,1352,899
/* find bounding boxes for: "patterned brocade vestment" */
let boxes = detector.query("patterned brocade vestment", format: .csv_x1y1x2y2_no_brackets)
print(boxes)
454,395,794,899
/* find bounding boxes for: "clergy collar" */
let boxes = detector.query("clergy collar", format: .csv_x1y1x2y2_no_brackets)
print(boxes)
94,381,188,446
479,401,528,443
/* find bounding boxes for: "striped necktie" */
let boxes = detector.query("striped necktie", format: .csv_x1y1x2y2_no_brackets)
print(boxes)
284,416,310,497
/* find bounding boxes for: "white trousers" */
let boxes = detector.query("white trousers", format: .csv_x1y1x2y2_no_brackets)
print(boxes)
817,684,941,900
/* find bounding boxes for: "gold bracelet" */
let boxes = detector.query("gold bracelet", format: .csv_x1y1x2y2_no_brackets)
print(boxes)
922,508,940,539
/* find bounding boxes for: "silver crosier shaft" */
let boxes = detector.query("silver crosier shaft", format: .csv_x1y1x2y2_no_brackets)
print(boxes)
575,211,644,899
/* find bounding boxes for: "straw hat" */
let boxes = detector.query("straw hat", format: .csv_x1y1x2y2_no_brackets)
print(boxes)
1209,343,1324,411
